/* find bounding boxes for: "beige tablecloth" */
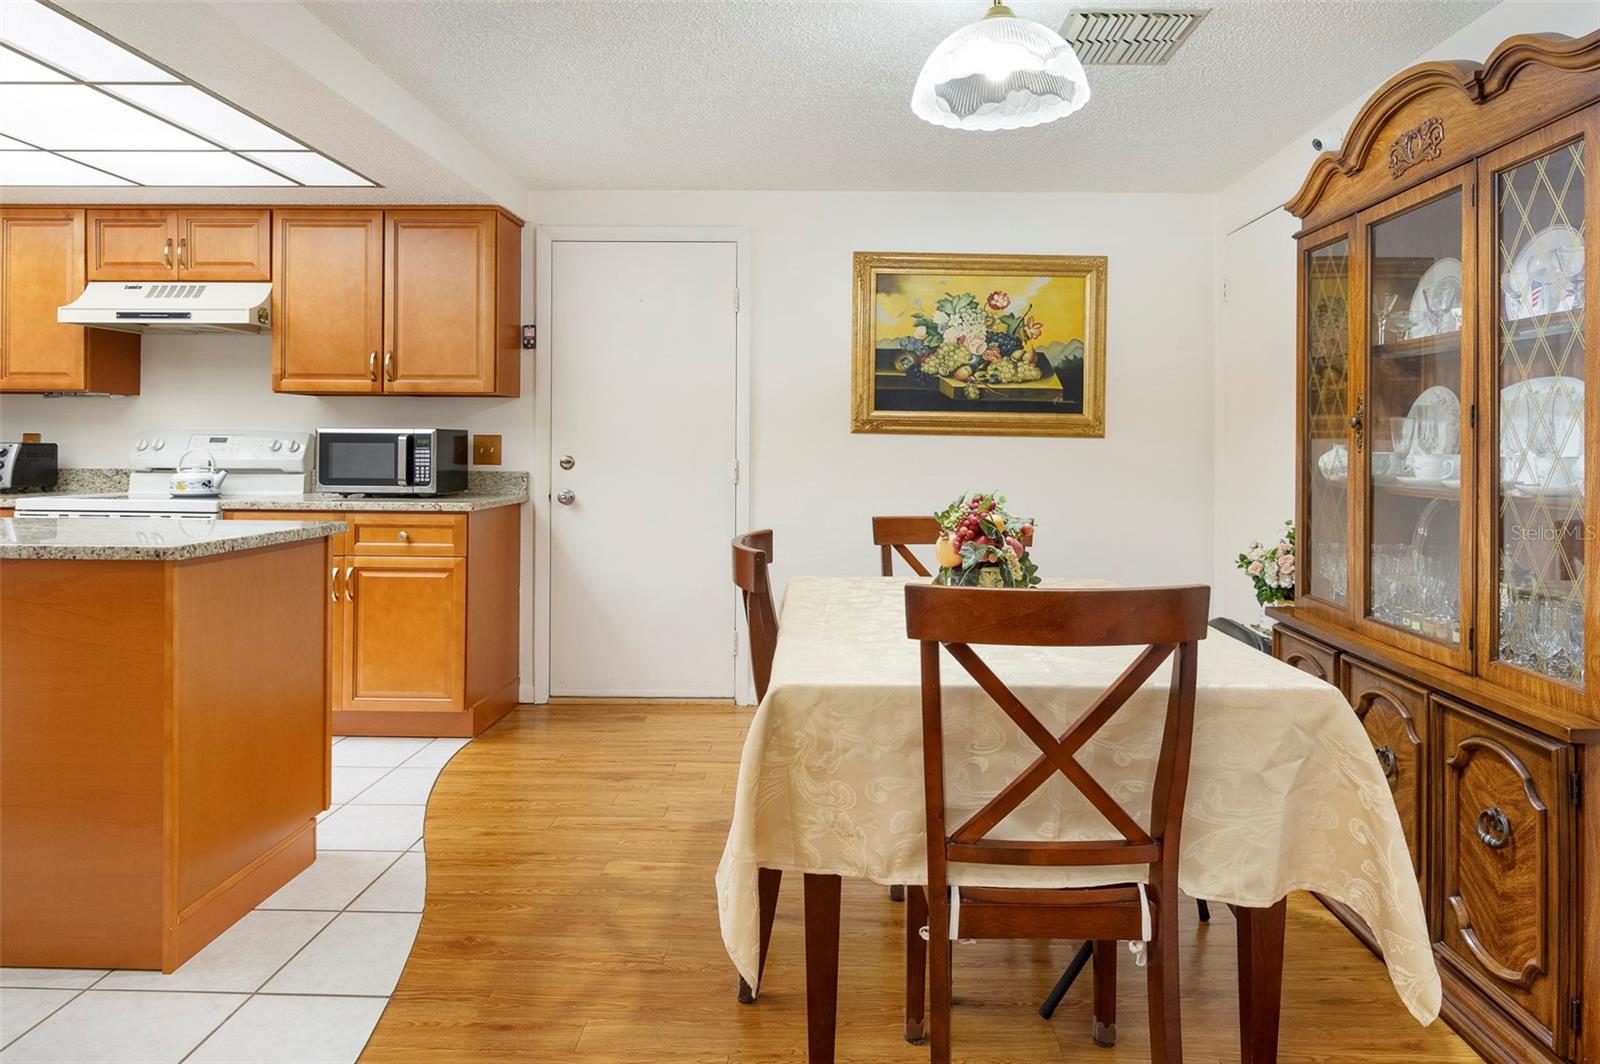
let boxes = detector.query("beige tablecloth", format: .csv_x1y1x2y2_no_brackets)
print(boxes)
716,576,1440,1025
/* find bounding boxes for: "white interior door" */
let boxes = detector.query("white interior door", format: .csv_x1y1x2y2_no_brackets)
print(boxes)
548,240,739,697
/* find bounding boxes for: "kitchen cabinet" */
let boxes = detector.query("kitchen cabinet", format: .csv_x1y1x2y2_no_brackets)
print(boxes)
227,505,519,736
87,208,270,282
1,207,139,395
274,207,522,397
272,210,384,394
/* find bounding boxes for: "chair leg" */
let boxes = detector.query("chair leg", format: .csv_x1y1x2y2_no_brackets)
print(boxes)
1039,939,1095,1020
904,886,927,1043
1092,939,1118,1047
889,884,906,902
927,886,953,1064
1146,894,1184,1064
737,866,783,1003
1196,898,1211,923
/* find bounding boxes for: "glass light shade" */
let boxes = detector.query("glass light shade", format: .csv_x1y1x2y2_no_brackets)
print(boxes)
0,1,175,82
106,85,301,150
911,5,1090,132
0,85,210,149
63,150,292,186
0,150,131,185
244,151,372,186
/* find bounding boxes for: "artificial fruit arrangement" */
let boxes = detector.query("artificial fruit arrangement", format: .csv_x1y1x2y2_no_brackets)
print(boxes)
932,492,1040,588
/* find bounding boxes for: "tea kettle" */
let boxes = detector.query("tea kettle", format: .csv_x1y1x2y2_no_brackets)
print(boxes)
170,450,228,497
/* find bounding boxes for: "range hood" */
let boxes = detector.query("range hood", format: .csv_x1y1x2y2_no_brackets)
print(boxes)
59,282,271,334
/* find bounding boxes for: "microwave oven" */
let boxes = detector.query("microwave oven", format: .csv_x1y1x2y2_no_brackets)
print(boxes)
315,428,469,496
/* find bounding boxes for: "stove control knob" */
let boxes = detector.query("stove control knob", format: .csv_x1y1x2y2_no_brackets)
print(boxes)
288,440,302,453
152,438,165,451
270,438,283,452
135,439,149,451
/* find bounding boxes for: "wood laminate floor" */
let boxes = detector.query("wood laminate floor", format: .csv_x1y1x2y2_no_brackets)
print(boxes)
361,702,1482,1063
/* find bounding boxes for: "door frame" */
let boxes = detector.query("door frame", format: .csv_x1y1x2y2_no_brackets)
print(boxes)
533,226,754,705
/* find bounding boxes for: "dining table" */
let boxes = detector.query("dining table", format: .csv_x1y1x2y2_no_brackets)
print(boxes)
716,575,1441,1063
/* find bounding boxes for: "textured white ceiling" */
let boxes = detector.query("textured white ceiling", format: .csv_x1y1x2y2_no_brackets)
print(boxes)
304,0,1496,192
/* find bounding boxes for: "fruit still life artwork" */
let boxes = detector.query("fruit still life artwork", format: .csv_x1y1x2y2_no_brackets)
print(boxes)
932,492,1040,588
852,252,1106,438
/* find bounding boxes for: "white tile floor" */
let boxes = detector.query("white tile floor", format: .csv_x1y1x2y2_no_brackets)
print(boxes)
0,735,470,1064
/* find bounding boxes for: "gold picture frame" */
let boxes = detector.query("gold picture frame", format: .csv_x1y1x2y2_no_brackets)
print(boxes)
851,251,1107,437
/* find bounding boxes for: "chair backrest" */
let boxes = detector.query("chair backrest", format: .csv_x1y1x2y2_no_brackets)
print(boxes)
732,530,778,701
872,515,1035,578
904,583,1209,879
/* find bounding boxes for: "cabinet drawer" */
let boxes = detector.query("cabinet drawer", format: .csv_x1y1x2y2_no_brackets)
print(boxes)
345,513,465,557
1435,696,1573,1056
1341,659,1428,888
1273,628,1339,685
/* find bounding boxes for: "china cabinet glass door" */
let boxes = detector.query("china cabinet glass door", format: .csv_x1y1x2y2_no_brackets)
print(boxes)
1479,107,1595,705
1356,165,1476,668
1301,226,1354,609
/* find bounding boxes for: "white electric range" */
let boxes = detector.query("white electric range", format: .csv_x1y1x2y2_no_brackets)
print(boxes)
14,429,315,518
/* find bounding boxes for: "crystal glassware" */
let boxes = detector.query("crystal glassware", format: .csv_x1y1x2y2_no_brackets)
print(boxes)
1376,291,1400,345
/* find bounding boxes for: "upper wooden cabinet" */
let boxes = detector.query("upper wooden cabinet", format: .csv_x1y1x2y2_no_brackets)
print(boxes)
275,207,521,397
1,207,139,395
273,209,384,394
87,208,269,282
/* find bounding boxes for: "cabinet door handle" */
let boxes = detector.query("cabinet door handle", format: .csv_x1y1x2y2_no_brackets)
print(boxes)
331,566,340,602
1349,396,1365,454
368,352,378,381
1476,807,1510,849
1374,745,1397,780
383,351,395,382
345,566,355,602
177,237,189,269
162,238,173,269
397,529,410,542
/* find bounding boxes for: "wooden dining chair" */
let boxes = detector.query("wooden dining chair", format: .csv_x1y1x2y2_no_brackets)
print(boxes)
902,582,1209,1063
873,515,942,577
731,530,783,1005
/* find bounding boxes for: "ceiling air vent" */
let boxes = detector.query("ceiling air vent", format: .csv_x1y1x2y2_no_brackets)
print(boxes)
1060,9,1208,65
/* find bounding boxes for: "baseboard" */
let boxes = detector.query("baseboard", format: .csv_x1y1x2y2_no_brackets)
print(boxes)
168,819,316,972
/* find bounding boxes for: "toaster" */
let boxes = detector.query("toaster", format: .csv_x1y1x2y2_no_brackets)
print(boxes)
0,442,59,492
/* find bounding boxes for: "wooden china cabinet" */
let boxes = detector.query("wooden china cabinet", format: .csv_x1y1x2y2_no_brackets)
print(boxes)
1274,32,1600,1064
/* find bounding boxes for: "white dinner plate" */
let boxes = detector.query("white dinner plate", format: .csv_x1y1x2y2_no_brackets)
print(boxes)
1501,375,1584,493
1408,257,1462,338
1407,385,1462,455
1504,224,1582,320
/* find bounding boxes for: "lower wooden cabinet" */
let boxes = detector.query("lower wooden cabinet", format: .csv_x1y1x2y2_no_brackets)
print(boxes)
1437,696,1575,1059
1343,660,1429,887
1274,628,1338,683
227,505,519,737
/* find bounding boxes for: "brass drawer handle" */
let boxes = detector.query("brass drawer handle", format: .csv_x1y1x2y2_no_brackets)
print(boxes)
367,351,377,381
1374,745,1398,780
1476,807,1510,850
331,566,340,602
178,237,188,269
383,351,395,382
162,238,173,269
345,566,355,602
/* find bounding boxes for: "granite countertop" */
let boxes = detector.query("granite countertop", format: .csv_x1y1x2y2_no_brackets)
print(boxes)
2,470,530,512
0,517,347,562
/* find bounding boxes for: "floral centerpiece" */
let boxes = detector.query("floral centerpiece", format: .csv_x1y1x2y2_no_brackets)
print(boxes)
1236,520,1296,608
931,492,1040,588
893,290,1049,399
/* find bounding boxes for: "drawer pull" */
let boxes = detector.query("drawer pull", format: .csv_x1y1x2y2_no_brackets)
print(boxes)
345,566,355,602
398,529,410,542
331,566,340,602
1476,807,1510,850
1374,745,1398,780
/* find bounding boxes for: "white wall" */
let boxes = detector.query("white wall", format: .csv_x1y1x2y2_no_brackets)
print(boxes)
1208,0,1600,621
530,191,1216,601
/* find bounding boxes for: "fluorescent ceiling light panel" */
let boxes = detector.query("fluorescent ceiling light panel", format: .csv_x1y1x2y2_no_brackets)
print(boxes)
0,44,68,81
0,1,175,82
0,149,131,185
243,151,371,186
0,84,211,149
63,149,293,186
106,84,302,150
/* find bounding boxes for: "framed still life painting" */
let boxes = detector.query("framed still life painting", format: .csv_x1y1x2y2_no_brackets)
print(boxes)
851,251,1107,437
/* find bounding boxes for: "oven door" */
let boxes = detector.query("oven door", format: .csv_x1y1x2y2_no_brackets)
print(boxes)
317,432,412,492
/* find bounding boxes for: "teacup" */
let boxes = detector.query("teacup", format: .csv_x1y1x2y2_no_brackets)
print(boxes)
1371,451,1403,480
1411,453,1459,482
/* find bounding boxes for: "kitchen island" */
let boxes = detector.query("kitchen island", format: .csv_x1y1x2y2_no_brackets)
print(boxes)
0,516,344,972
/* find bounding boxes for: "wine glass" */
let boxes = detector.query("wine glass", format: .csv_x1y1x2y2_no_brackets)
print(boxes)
1501,268,1530,323
1554,242,1585,312
1376,291,1400,344
1564,599,1586,684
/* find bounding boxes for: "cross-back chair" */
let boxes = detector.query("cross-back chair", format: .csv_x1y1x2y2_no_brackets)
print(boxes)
730,530,783,1005
902,582,1209,1064
872,515,1034,579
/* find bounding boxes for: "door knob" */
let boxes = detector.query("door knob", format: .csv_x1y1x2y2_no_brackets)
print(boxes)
559,455,575,470
556,489,576,505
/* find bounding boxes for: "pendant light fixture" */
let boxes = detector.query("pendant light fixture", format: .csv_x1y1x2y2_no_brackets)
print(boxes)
911,2,1091,132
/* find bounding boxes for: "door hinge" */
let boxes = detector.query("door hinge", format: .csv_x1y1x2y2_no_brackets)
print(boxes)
1571,997,1582,1036
1470,183,1478,207
734,288,741,314
732,628,740,657
1571,771,1583,807
1469,404,1477,430
1468,627,1476,654
732,459,740,485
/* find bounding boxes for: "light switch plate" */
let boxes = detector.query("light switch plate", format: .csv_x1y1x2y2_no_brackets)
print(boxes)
472,434,502,466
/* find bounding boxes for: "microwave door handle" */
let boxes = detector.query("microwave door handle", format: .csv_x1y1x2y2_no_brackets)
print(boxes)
396,435,408,486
